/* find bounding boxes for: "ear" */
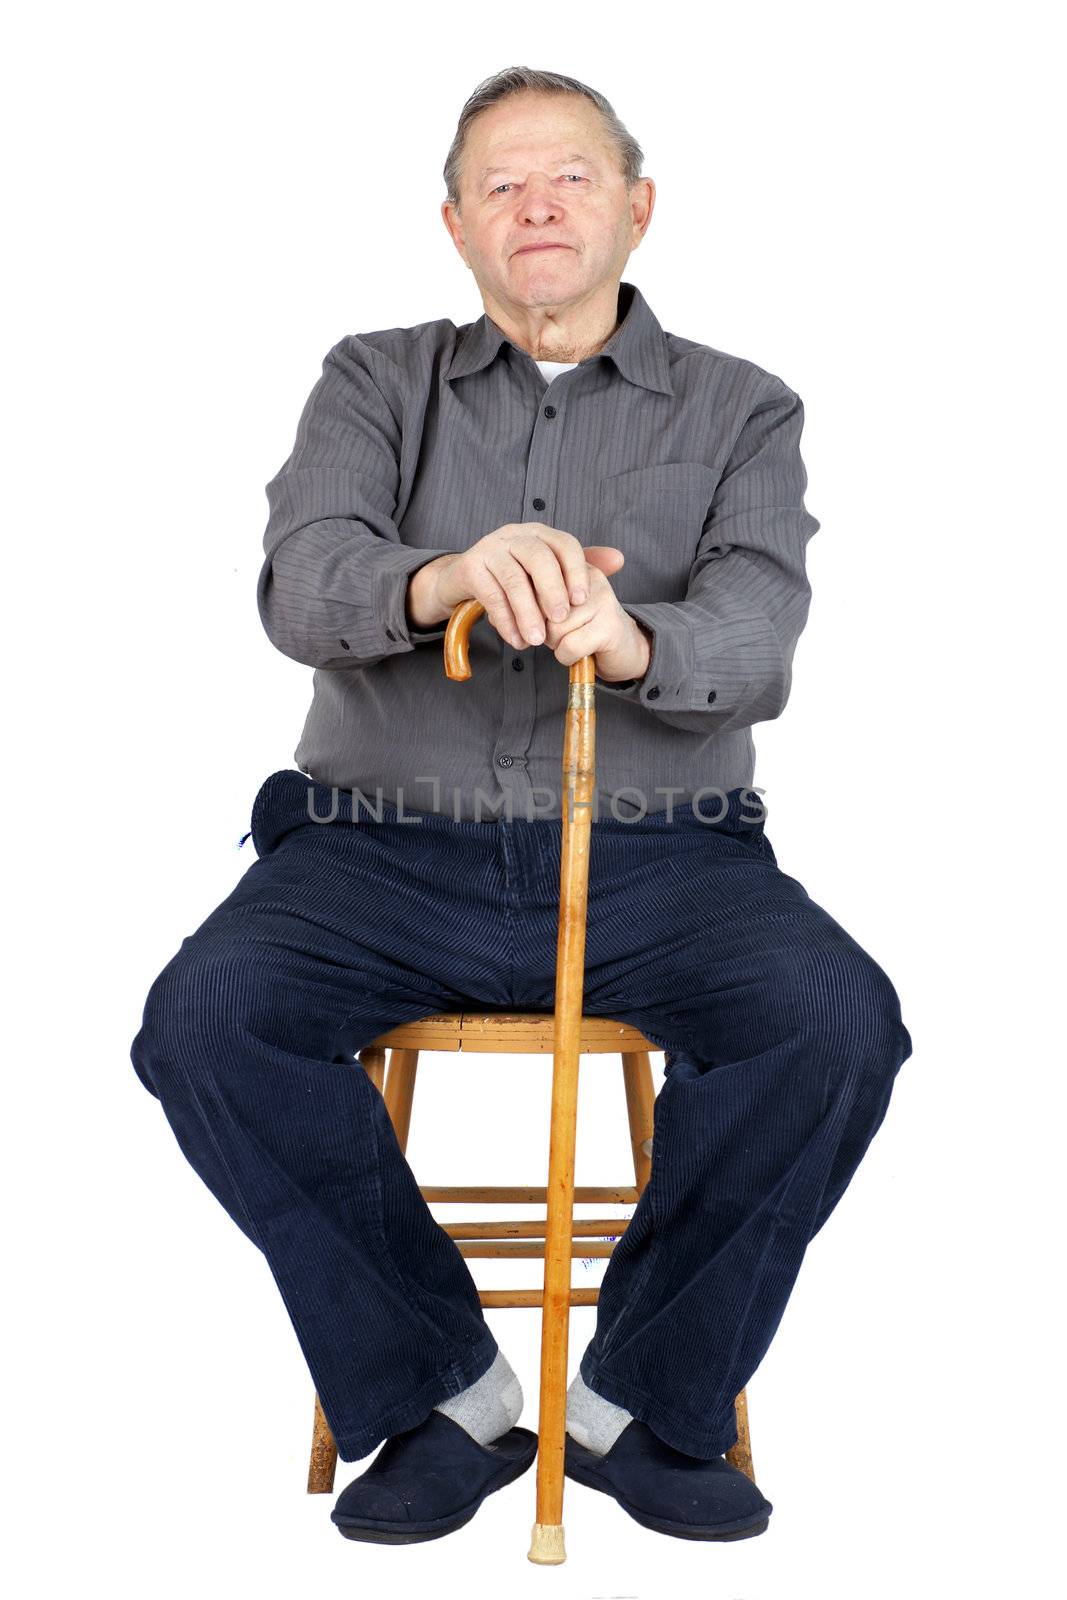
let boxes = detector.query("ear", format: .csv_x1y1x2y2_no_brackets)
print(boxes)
441,200,470,266
629,177,656,245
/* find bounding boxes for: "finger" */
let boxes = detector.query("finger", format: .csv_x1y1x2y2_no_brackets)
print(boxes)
485,547,554,645
534,528,595,607
510,535,577,624
583,545,626,578
472,567,528,650
551,617,607,668
540,579,600,647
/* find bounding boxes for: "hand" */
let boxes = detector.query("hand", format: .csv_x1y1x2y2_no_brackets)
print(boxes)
540,557,652,682
408,522,625,652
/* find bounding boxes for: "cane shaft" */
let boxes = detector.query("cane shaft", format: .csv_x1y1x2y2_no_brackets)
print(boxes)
533,660,595,1546
442,604,595,1565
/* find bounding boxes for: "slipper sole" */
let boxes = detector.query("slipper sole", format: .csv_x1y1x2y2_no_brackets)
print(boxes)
564,1436,771,1542
333,1424,538,1544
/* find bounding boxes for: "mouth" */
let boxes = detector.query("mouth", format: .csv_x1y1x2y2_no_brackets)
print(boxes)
513,243,571,256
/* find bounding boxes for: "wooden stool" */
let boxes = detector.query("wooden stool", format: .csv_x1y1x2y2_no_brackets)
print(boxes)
306,1008,756,1516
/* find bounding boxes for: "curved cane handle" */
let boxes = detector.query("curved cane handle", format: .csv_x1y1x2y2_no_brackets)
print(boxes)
443,598,487,681
443,599,598,692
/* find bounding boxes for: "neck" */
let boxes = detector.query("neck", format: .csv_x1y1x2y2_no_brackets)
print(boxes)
481,279,621,364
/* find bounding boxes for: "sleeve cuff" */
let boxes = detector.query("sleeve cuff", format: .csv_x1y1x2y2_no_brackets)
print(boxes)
372,547,457,655
593,603,694,707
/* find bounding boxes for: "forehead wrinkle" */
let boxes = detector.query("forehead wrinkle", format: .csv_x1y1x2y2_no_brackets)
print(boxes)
479,150,596,182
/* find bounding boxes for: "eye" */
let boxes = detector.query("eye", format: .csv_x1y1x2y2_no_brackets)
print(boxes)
490,174,589,196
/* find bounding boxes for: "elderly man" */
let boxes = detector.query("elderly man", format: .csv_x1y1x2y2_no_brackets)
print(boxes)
131,66,912,1546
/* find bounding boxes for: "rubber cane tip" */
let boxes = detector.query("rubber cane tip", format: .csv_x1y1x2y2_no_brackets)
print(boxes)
528,1522,567,1564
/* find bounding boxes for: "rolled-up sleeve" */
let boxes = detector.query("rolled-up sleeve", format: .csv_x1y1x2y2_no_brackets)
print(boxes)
594,379,820,735
258,337,456,670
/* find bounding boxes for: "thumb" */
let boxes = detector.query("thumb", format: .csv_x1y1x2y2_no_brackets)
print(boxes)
583,545,626,576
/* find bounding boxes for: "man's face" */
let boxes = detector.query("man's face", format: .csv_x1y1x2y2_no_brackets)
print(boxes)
442,91,652,313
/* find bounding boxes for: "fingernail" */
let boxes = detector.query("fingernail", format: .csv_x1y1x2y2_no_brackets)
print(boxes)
529,628,544,644
552,604,568,621
572,588,587,604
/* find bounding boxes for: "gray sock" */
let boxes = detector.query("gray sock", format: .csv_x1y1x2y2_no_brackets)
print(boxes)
566,1367,634,1455
434,1346,523,1445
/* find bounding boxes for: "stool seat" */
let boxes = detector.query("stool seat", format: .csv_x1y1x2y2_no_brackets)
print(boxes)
373,1009,661,1055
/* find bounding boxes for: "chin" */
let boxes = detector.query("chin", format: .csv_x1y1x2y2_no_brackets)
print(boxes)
512,254,579,287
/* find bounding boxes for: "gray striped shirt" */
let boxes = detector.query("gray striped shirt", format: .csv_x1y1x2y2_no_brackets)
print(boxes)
258,280,820,822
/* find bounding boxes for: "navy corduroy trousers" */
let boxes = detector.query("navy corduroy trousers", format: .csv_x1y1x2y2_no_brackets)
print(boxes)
130,768,913,1462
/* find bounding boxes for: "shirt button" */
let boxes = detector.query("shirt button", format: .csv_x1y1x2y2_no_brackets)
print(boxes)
707,690,717,703
543,405,557,418
512,657,524,670
647,686,660,699
497,754,514,767
532,497,546,511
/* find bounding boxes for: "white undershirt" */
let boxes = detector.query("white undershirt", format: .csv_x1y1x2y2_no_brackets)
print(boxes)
535,359,578,381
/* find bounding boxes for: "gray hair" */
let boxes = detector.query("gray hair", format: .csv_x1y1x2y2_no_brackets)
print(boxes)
443,66,644,208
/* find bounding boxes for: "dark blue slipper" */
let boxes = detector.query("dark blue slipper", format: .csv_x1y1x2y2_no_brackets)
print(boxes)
331,1409,538,1544
564,1420,773,1541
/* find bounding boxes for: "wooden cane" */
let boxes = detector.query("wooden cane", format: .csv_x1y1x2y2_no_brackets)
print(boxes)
444,599,594,1566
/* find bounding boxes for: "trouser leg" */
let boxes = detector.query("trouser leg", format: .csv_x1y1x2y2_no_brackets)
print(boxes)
503,797,914,1460
129,773,507,1461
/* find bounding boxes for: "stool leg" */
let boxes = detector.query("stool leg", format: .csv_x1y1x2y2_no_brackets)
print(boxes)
305,1044,403,1493
359,1043,386,1093
383,1047,419,1152
620,1050,655,1194
727,1387,755,1482
307,1392,339,1494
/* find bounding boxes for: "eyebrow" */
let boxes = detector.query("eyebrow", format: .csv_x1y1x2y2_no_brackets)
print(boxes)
480,152,594,182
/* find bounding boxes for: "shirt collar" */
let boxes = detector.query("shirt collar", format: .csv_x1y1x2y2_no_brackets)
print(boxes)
445,279,674,396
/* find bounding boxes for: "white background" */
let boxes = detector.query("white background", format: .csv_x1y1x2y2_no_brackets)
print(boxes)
5,2,1064,1595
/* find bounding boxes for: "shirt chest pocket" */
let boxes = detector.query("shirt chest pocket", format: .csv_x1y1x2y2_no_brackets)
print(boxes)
588,461,724,603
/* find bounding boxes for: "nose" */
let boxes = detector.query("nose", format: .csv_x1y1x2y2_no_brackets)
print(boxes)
518,173,563,226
